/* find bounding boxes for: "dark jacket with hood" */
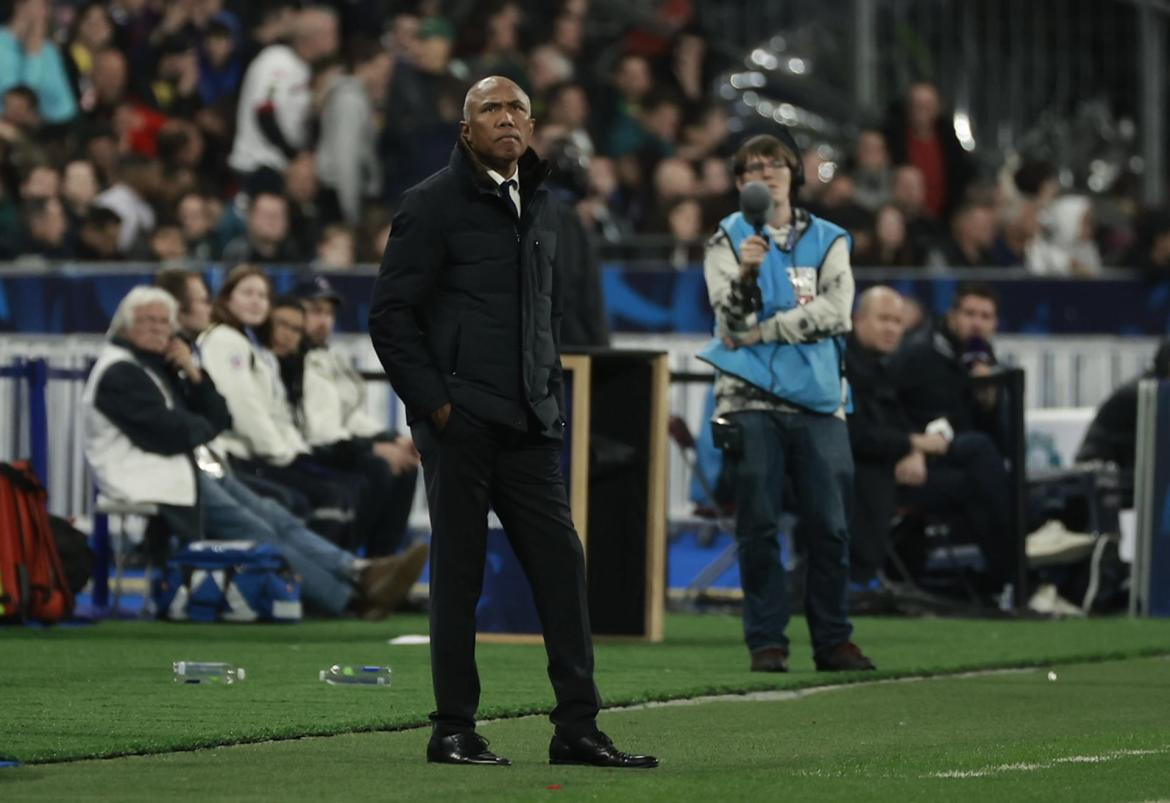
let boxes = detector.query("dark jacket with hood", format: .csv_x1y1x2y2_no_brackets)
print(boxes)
369,141,565,437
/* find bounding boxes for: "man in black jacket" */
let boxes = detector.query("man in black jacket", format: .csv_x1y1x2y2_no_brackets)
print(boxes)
369,76,656,769
886,283,1014,590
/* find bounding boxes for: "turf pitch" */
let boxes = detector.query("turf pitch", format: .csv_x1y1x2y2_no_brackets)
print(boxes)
3,614,1169,801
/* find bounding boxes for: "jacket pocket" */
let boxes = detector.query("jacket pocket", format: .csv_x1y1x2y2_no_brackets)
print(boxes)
534,230,557,293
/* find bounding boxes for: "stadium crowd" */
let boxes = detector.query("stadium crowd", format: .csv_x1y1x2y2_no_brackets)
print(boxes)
2,0,1170,273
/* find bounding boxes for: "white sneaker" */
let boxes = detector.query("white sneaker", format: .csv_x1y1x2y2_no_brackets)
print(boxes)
1026,520,1097,566
1027,582,1085,617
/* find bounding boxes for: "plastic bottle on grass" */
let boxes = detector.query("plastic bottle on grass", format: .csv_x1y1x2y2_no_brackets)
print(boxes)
173,661,246,684
319,665,392,686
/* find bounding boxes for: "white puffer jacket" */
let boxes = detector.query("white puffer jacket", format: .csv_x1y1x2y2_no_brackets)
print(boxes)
198,323,308,466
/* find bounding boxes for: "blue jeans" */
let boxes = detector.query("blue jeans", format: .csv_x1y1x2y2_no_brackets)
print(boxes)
726,410,854,653
199,474,357,615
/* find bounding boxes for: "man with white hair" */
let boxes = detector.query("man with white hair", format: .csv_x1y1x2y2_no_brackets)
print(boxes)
82,286,422,618
228,6,339,178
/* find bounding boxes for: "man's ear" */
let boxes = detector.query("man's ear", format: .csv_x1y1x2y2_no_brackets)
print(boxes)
459,120,470,142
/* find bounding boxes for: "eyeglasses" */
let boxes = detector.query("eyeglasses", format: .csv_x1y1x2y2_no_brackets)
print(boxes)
742,160,791,176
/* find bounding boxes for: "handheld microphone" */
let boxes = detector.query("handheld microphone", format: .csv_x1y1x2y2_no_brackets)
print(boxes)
961,337,994,369
739,181,774,238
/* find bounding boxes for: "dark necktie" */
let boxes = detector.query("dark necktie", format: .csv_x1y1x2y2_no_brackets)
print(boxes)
499,179,518,218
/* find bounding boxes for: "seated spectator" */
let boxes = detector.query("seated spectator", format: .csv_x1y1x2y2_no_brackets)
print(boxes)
1029,195,1103,277
599,53,654,157
852,129,893,212
313,224,354,271
64,1,115,106
198,265,357,543
61,158,99,225
544,81,594,158
154,267,211,342
1077,339,1170,476
284,152,321,258
175,191,216,259
287,277,422,558
855,203,917,267
2,84,41,135
888,282,1014,592
198,12,244,109
17,195,70,258
95,153,162,256
221,190,302,263
0,0,78,124
1125,208,1170,274
927,202,996,269
890,163,944,258
149,220,188,263
989,197,1041,268
82,285,426,618
75,205,122,260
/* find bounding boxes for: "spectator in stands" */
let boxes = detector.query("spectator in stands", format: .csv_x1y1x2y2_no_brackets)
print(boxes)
82,285,425,618
290,276,422,558
60,158,99,225
529,44,574,98
855,203,917,267
149,220,187,263
229,6,339,181
0,0,77,124
544,81,594,158
989,197,1041,268
284,152,322,258
18,162,58,201
890,163,942,259
154,267,211,343
145,33,202,119
456,0,528,89
1013,160,1061,207
884,81,972,220
600,53,653,156
1077,339,1170,474
75,205,121,259
64,1,115,107
888,282,1014,593
313,224,354,271
95,153,161,256
197,12,243,109
221,190,300,263
314,38,391,227
809,172,873,254
381,16,464,201
175,192,216,259
198,264,356,544
1029,195,1102,277
82,46,128,120
701,131,873,673
18,195,69,258
2,85,41,134
852,129,893,212
927,202,996,269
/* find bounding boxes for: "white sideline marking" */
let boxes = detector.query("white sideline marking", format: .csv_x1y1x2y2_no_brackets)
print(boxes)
930,748,1167,779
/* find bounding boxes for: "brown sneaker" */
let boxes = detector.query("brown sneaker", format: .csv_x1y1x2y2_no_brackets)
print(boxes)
355,542,429,620
813,642,876,672
749,646,790,673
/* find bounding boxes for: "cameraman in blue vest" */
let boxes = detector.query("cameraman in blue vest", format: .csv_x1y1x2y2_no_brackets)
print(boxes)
700,132,875,673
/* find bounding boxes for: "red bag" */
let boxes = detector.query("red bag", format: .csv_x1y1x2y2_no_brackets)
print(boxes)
0,462,74,623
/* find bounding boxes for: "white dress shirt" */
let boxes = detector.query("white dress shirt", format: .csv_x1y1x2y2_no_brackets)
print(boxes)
486,168,521,217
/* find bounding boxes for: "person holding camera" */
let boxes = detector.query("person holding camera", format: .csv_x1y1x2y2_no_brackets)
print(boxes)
699,132,874,674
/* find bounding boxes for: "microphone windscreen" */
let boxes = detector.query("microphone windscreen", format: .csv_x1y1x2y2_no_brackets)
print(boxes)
739,181,773,232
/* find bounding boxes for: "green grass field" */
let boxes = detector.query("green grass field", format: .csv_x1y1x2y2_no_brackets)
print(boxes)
3,614,1170,801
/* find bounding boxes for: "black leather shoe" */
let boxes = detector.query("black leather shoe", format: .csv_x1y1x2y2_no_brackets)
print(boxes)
814,641,876,672
549,731,659,768
426,732,511,766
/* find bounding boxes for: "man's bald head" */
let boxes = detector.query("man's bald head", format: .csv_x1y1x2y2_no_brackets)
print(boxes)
463,76,531,122
460,76,535,176
854,286,906,354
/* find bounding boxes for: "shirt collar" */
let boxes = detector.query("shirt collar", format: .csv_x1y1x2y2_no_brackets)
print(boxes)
486,168,519,191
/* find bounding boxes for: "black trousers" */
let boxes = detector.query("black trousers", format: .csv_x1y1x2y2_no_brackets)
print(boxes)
898,431,1014,586
411,408,601,738
319,452,418,557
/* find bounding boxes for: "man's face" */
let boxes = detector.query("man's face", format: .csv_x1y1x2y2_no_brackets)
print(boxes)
250,194,288,245
268,306,305,357
3,93,39,130
854,292,905,355
736,152,792,209
31,198,67,246
892,166,925,212
461,79,534,173
303,298,336,347
908,83,940,132
125,302,174,354
947,295,998,343
179,276,211,335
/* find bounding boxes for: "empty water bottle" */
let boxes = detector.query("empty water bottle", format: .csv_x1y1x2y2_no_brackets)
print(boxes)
173,661,246,684
319,665,392,686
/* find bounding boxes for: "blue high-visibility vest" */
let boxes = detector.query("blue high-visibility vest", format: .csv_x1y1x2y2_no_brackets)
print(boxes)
698,210,851,414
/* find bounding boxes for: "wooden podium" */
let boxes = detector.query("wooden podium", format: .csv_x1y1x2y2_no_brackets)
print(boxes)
476,349,668,643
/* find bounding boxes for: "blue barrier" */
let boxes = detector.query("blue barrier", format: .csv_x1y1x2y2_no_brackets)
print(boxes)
2,265,1170,335
1,359,49,484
